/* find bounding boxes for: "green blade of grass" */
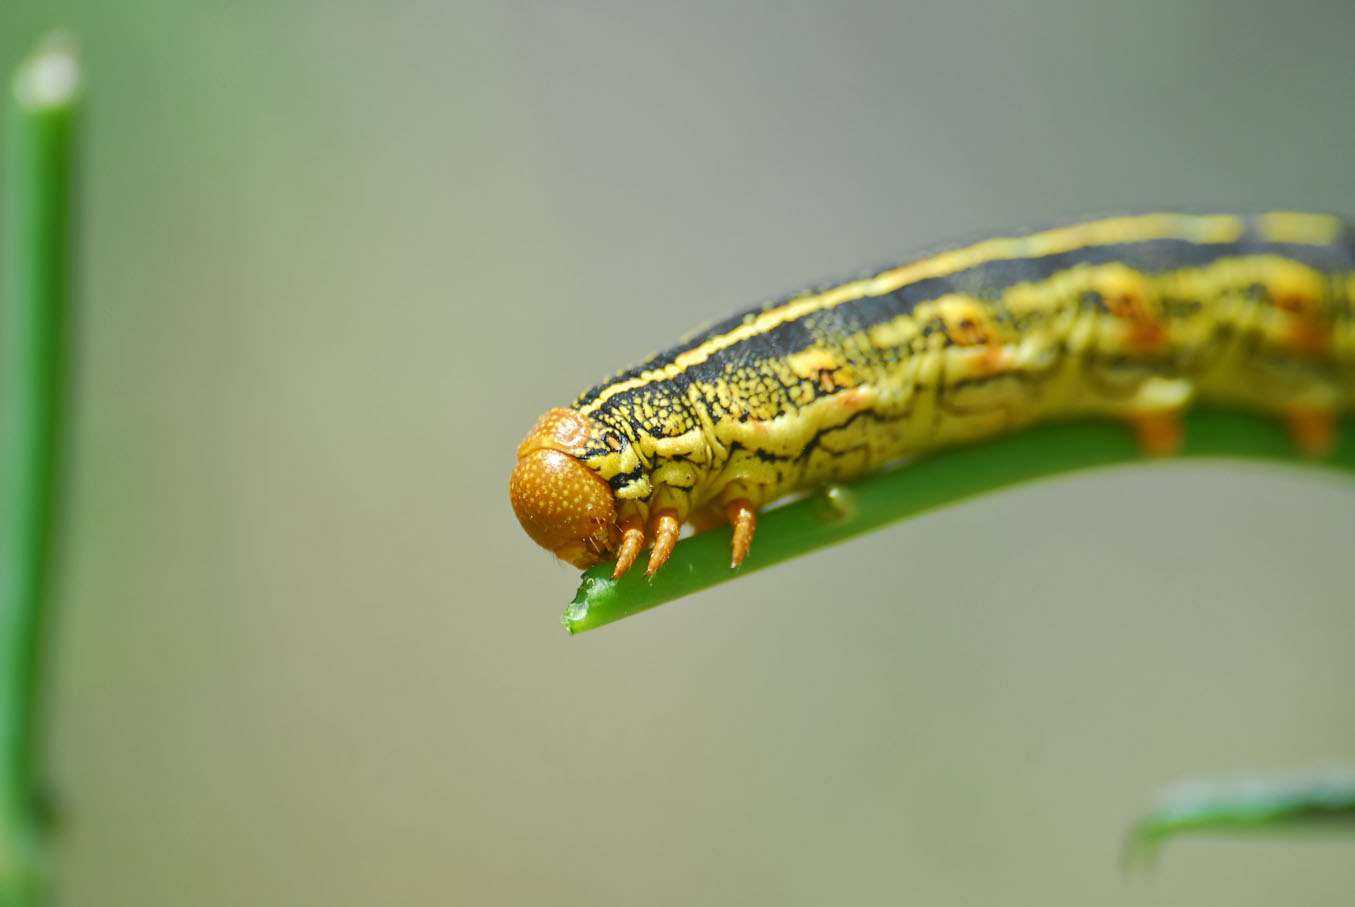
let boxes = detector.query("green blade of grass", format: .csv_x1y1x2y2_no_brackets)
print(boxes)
563,408,1355,634
1124,767,1355,870
0,34,81,904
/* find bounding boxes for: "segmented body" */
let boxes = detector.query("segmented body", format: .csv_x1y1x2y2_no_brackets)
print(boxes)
512,212,1355,575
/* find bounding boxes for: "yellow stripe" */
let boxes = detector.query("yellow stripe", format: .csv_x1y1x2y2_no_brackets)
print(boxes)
581,213,1250,414
1255,211,1343,246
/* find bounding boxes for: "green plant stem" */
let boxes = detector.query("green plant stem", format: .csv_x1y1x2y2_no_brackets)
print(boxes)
1124,767,1355,870
563,408,1355,634
0,36,80,904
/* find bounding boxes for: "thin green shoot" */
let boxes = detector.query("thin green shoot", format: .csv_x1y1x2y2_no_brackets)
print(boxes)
1125,766,1355,871
0,33,81,906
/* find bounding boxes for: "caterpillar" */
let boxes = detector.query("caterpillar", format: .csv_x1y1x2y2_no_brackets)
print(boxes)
510,212,1355,578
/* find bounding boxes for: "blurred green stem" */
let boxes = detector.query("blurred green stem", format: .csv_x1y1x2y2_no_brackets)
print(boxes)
1125,767,1355,870
564,409,1355,633
0,35,80,904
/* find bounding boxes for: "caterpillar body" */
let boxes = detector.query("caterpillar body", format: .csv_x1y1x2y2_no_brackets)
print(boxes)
510,212,1355,577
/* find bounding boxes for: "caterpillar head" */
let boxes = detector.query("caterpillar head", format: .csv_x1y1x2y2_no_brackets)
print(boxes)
509,408,648,569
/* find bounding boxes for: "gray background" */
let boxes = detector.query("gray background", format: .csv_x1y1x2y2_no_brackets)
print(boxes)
2,1,1353,904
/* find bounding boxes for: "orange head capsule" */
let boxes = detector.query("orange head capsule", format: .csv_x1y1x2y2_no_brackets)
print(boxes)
509,408,635,569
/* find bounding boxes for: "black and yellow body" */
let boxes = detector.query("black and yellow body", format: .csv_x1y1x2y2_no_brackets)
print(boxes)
511,212,1355,576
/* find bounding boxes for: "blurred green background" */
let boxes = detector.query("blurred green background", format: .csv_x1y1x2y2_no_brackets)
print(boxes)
3,2,1354,904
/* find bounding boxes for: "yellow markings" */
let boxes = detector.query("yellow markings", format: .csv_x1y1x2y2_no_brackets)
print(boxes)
1091,262,1150,308
785,346,842,379
785,346,862,394
580,213,1249,414
1256,212,1343,246
866,313,921,350
519,211,1355,580
1002,268,1086,318
932,295,997,346
509,211,1355,580
1255,257,1325,309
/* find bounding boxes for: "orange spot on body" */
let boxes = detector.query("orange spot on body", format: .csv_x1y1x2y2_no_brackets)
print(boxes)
937,300,992,348
835,389,867,411
1127,320,1166,351
1286,317,1329,356
1276,291,1309,313
974,342,1010,374
1103,290,1165,351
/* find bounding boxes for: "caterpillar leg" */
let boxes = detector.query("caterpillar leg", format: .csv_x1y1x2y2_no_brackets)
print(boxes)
1282,406,1336,458
1122,378,1192,456
612,516,646,579
726,499,756,569
644,510,681,577
1126,410,1183,457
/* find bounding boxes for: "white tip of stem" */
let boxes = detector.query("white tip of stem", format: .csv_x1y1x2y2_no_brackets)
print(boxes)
14,33,81,111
